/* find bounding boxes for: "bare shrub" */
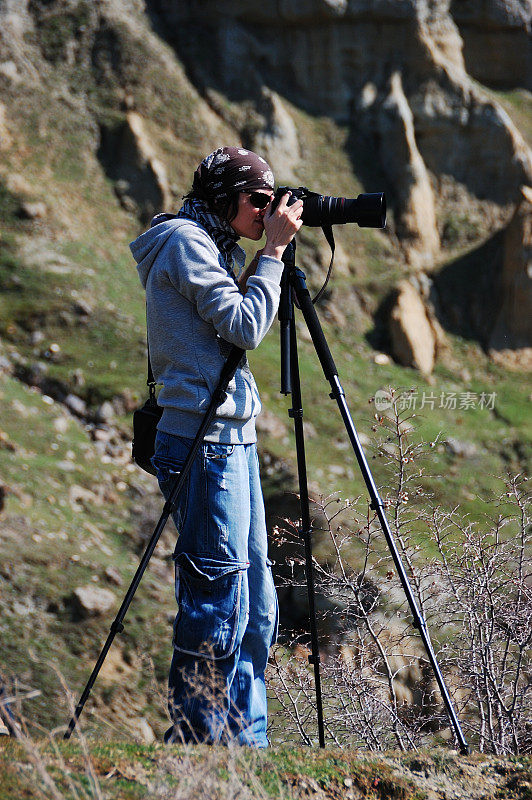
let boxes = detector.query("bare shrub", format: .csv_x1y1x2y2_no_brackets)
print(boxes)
267,389,531,754
427,473,531,754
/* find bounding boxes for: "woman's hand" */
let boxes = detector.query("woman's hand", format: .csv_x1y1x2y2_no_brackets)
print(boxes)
262,193,304,261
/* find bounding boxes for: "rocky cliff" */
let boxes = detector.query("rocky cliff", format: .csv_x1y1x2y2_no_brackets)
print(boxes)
1,0,531,366
149,0,532,363
149,6,530,227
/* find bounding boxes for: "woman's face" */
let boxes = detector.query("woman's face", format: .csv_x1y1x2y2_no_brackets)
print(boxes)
229,191,274,240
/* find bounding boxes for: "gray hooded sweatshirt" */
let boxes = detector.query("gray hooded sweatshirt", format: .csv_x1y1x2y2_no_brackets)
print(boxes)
131,218,284,444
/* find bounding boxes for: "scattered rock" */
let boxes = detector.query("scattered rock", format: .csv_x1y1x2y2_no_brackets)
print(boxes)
4,172,33,195
104,565,123,586
13,597,36,616
18,237,78,278
445,437,478,459
53,416,69,434
72,585,116,618
256,409,287,439
99,646,133,683
71,297,93,317
490,347,532,371
71,368,85,388
64,394,87,417
91,427,113,443
95,401,115,424
30,331,45,346
57,460,76,472
322,301,347,328
128,716,155,744
0,60,20,85
303,421,317,439
0,431,16,452
112,390,138,415
0,101,12,150
69,485,99,510
22,362,48,388
18,200,47,220
0,355,13,374
149,556,172,580
329,464,347,476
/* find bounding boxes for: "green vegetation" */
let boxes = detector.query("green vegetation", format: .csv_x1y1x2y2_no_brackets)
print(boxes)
28,0,93,64
0,739,530,800
492,88,532,149
0,370,174,734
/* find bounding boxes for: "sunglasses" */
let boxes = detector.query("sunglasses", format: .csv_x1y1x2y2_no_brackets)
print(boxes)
247,191,273,210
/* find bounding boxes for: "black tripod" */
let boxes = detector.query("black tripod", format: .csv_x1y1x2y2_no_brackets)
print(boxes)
278,240,469,754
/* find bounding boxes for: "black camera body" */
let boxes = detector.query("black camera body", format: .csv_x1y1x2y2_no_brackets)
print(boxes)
273,186,386,229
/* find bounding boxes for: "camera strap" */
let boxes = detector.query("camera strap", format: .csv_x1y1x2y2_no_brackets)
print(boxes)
312,224,335,306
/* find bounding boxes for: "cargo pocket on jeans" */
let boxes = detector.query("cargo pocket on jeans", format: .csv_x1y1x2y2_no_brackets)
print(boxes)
173,552,248,660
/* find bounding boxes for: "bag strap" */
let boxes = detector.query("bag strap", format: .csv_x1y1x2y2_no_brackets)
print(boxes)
146,305,157,403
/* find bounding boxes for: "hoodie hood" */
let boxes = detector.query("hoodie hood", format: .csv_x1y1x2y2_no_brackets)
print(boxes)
130,215,185,288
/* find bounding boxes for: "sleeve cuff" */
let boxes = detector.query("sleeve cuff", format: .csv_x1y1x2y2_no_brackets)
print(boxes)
255,254,284,284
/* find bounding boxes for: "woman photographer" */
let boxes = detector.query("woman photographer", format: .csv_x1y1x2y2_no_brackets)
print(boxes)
130,147,302,747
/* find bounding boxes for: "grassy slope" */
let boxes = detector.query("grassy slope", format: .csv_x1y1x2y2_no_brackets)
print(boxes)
0,0,530,750
0,740,531,800
0,369,175,736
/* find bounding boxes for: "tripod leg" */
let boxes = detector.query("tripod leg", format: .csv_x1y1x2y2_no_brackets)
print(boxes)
287,316,326,748
64,496,177,739
289,267,469,755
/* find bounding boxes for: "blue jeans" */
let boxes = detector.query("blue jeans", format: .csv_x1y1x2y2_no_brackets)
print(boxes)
152,431,278,747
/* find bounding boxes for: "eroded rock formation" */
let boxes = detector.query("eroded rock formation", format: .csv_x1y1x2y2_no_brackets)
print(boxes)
377,71,441,268
251,88,301,182
98,111,172,224
149,0,532,288
389,280,437,375
451,0,532,90
489,185,532,369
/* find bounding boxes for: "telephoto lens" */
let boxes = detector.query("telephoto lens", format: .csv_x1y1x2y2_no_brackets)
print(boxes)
274,186,386,229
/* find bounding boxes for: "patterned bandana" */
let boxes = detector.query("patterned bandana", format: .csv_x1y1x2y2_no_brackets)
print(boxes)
193,146,275,204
